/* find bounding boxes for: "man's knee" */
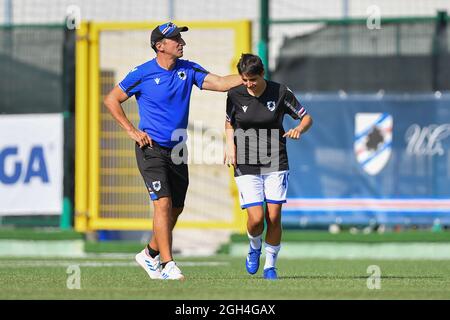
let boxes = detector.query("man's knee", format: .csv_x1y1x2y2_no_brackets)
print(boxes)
173,206,184,217
168,207,183,230
153,197,172,215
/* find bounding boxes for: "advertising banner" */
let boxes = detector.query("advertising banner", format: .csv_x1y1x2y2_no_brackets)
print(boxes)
283,93,450,226
0,114,63,215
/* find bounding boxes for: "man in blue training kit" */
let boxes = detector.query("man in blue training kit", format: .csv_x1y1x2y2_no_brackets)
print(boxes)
104,22,242,280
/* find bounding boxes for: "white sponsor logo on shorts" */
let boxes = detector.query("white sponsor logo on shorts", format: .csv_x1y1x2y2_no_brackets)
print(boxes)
152,181,161,191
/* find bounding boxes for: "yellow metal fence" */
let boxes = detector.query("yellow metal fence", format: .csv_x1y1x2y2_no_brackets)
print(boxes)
75,20,251,233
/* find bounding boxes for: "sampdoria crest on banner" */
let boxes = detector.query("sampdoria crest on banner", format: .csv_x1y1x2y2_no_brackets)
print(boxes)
354,113,393,175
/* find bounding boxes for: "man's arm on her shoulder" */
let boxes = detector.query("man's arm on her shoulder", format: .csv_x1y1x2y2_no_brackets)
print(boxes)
103,86,152,147
201,73,242,92
224,120,236,167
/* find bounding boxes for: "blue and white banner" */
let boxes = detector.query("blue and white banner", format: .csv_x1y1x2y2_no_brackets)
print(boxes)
354,113,392,175
283,93,450,226
0,114,63,215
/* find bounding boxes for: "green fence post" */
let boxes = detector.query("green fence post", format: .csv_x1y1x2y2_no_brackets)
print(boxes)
60,197,72,230
259,0,270,79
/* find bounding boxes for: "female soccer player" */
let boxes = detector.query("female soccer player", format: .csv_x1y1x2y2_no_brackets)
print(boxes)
224,53,313,279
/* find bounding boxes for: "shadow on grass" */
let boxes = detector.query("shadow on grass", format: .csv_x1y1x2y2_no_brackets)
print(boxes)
193,274,444,281
277,275,443,280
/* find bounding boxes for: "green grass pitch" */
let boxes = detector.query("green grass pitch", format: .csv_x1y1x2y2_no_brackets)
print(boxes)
1,255,450,299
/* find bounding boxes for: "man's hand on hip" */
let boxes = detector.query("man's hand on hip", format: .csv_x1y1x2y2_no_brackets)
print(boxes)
127,128,153,148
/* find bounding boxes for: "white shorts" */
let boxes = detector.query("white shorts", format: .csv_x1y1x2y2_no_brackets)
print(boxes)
235,170,289,209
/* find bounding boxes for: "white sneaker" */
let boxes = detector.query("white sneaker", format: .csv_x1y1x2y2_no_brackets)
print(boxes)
135,249,161,279
160,261,185,280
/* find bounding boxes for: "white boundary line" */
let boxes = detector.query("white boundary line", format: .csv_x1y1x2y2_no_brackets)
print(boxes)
0,260,230,268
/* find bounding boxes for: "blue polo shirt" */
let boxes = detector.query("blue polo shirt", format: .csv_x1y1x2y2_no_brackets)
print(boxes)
118,58,209,147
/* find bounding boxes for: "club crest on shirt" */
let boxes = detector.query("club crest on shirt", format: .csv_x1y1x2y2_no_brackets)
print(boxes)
154,78,160,84
177,70,187,80
241,105,248,113
152,181,162,192
267,101,276,111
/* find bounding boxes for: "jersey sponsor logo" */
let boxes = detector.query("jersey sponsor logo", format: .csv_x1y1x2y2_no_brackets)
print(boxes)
266,101,276,112
242,105,248,113
354,113,393,175
152,181,162,191
154,78,160,85
177,70,187,80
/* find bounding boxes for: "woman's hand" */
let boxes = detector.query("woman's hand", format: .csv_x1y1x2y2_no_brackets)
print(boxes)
224,142,237,167
283,126,303,139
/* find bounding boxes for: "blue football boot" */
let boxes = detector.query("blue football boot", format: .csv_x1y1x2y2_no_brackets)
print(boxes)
263,267,278,280
245,245,262,275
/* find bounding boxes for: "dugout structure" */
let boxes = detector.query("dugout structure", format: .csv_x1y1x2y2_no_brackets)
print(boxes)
75,20,251,233
269,11,450,92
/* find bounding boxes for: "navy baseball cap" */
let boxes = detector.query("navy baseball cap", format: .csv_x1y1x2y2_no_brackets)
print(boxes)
151,22,188,48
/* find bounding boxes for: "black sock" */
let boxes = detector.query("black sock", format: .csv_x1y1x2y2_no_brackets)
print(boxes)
161,260,173,269
146,245,160,258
